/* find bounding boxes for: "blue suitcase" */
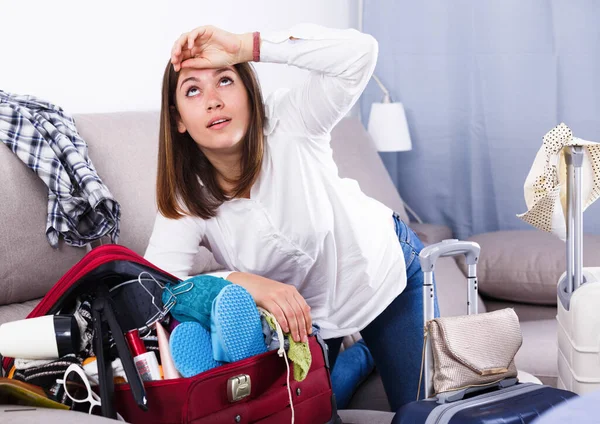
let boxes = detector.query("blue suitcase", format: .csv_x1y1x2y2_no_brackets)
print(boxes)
393,382,576,424
392,240,577,424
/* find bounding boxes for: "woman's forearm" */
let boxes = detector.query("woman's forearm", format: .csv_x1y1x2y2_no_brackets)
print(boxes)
226,271,263,287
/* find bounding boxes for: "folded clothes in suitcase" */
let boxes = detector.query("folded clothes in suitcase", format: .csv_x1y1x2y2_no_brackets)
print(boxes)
392,239,577,424
2,244,340,424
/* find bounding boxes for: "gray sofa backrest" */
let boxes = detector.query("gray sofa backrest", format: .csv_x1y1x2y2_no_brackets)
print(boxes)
0,112,407,306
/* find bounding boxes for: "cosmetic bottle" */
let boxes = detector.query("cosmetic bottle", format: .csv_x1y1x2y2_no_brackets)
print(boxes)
155,323,181,380
125,329,161,381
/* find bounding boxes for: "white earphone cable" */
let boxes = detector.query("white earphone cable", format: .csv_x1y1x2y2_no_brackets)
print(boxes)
258,307,294,424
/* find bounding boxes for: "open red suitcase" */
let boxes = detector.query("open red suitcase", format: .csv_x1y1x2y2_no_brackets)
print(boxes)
2,244,340,424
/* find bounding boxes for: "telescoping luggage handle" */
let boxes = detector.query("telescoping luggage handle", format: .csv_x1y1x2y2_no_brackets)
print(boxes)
558,146,585,311
566,145,585,293
419,239,481,400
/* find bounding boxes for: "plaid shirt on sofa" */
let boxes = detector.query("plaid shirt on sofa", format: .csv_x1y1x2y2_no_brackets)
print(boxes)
0,90,120,248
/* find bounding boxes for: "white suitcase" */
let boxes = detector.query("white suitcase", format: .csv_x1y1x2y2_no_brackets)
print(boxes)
557,145,600,394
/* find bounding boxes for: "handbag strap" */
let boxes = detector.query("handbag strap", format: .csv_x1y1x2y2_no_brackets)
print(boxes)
416,325,429,401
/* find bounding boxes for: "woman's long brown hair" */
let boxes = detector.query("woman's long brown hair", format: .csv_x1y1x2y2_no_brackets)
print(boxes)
156,60,266,219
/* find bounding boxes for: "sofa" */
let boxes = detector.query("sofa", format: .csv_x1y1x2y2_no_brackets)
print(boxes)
0,110,590,422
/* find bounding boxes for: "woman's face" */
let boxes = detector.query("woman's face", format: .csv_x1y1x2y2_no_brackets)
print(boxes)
174,65,250,153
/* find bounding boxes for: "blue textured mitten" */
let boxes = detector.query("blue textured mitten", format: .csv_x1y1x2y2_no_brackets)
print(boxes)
211,284,267,363
163,275,231,330
169,321,222,377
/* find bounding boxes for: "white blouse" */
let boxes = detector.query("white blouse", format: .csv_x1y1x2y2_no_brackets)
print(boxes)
144,23,407,339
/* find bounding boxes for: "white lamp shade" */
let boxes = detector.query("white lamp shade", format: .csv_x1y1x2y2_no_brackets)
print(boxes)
367,102,413,152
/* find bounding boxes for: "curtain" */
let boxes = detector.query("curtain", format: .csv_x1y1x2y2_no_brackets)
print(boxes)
360,0,600,239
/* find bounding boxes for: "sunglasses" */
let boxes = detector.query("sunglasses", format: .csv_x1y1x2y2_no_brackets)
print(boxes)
56,364,125,421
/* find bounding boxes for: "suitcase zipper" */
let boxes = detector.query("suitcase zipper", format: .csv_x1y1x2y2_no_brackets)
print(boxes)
32,245,177,316
429,383,543,424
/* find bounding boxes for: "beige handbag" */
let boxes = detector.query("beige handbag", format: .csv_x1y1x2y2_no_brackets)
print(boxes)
423,308,522,396
418,240,524,400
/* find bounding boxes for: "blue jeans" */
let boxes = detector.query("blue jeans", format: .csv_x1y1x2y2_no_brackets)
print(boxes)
327,212,440,411
329,338,375,409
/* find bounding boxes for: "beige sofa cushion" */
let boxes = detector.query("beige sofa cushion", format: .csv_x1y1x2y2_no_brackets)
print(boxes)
0,112,161,306
457,230,600,305
0,137,88,305
483,298,557,322
0,299,40,326
75,112,162,255
409,222,453,245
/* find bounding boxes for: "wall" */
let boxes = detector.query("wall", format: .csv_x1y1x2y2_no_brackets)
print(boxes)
0,0,358,113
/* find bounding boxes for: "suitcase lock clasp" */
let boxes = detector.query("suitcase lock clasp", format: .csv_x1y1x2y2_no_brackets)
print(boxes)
227,374,251,402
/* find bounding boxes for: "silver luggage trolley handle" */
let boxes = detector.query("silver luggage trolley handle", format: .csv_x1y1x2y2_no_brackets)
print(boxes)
566,145,585,294
558,146,585,310
419,239,481,400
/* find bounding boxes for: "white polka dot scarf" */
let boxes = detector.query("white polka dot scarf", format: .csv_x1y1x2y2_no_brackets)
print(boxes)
517,123,600,240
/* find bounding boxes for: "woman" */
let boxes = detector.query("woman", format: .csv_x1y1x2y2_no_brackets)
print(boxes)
144,23,439,410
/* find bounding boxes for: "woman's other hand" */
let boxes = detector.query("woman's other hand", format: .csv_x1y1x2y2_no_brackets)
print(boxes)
227,272,312,343
170,25,254,71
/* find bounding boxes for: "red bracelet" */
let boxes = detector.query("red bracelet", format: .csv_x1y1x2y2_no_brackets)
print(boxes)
253,31,260,62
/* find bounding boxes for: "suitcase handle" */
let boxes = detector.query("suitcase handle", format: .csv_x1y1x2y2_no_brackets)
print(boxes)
565,145,585,294
419,239,480,272
558,145,585,311
418,239,480,400
419,239,481,322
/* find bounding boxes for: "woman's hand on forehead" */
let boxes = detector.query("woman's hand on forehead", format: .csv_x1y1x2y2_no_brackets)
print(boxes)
171,25,253,72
